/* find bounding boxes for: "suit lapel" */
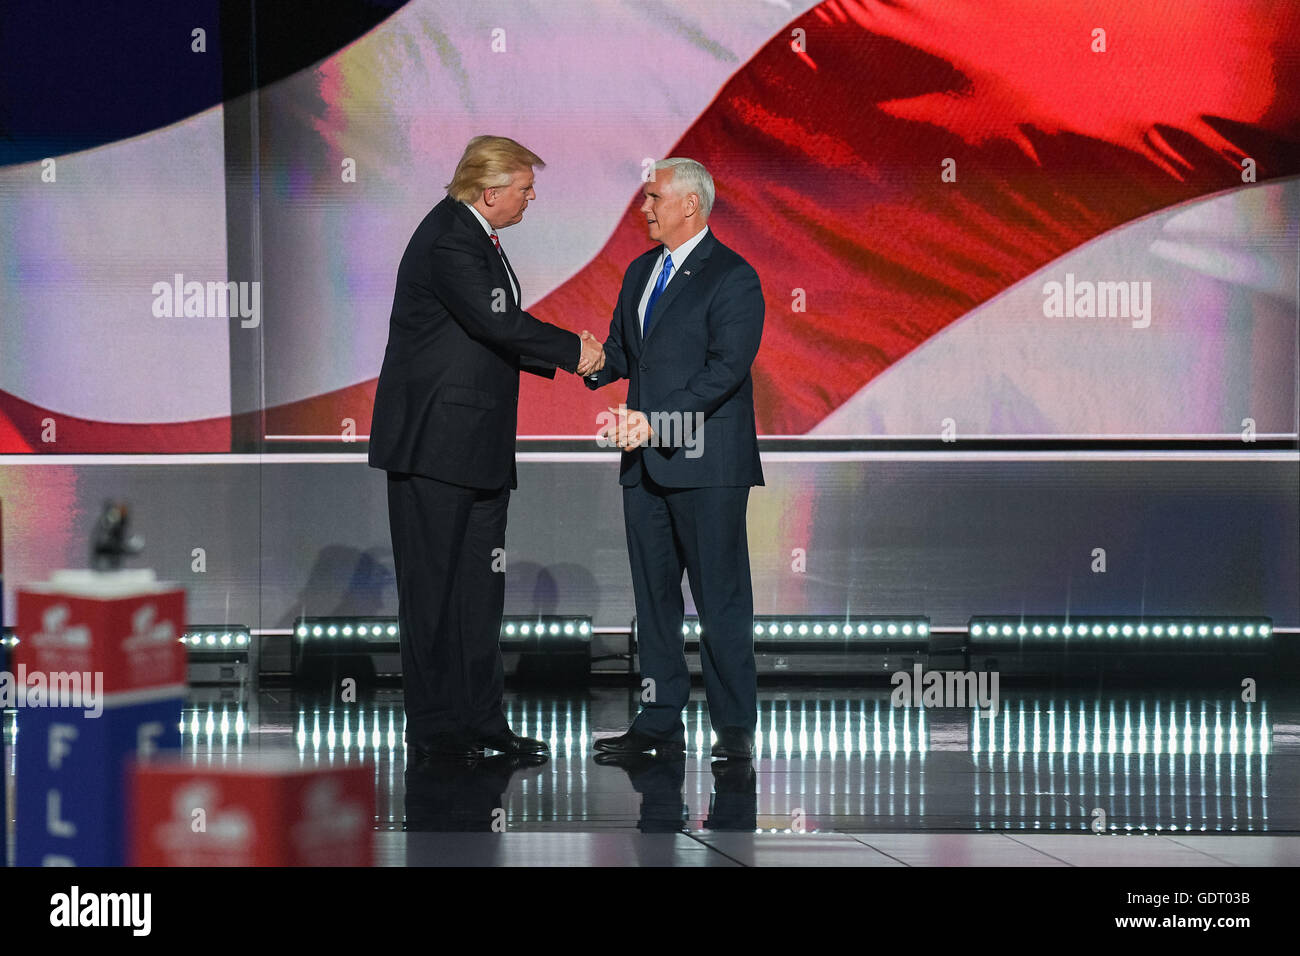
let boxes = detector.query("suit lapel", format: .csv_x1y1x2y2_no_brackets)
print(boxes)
449,197,518,304
640,231,715,347
629,253,657,349
497,244,522,305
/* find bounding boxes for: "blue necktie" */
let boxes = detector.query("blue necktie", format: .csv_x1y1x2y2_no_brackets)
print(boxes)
642,252,674,336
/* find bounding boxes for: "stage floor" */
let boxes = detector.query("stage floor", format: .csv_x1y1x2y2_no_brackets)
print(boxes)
7,684,1300,865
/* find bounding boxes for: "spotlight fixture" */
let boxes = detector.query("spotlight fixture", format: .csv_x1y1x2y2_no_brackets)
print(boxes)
292,616,594,686
969,617,1272,644
180,626,252,686
967,616,1273,682
636,614,931,677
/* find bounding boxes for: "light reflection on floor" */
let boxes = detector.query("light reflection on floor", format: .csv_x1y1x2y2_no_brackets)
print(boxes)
146,687,1300,834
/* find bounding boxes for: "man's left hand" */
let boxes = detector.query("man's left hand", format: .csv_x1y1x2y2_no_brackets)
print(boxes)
600,405,654,449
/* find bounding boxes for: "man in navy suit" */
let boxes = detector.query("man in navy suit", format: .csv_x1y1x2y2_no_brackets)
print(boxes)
370,136,604,760
586,157,764,760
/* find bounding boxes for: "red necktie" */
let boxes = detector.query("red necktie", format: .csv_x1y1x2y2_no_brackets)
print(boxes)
490,233,519,305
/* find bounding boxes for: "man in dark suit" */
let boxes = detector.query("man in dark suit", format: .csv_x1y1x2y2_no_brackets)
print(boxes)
586,157,764,760
369,135,604,760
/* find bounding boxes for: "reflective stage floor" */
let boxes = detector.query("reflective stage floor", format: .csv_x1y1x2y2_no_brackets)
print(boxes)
7,685,1300,866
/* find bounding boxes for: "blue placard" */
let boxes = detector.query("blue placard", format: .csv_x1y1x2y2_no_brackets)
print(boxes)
15,695,182,866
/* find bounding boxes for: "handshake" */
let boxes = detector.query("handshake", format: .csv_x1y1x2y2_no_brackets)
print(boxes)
572,332,653,449
576,330,605,377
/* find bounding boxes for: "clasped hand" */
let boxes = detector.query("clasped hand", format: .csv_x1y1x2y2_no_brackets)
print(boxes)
577,330,605,376
574,333,652,449
598,405,654,450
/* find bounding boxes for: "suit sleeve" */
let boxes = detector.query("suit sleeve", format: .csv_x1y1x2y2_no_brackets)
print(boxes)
429,229,581,372
519,355,558,379
584,276,632,390
644,263,763,418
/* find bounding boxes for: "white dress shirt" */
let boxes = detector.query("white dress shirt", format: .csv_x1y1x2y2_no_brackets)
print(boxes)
638,225,709,334
462,201,519,306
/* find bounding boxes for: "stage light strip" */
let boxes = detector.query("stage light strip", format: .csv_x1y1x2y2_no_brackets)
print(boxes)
294,616,592,642
180,627,251,650
675,615,929,641
969,617,1272,641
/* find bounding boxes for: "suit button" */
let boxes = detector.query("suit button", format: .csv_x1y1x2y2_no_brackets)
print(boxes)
639,364,647,370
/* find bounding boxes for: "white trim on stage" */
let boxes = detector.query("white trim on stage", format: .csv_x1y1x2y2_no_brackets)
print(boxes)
1,449,1298,466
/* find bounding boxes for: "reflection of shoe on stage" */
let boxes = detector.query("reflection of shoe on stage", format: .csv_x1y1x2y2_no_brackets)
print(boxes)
404,752,548,832
408,727,549,760
593,749,688,833
704,759,757,832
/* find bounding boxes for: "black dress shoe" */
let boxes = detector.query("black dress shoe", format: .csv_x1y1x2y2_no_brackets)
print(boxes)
409,733,485,760
594,729,685,756
474,729,549,755
710,727,755,760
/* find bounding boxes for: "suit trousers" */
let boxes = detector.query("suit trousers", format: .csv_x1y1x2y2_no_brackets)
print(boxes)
624,472,756,740
386,471,512,742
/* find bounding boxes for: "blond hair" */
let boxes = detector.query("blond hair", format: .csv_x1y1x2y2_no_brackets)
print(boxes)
446,135,545,202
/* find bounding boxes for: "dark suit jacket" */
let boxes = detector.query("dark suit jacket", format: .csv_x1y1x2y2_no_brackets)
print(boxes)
586,229,764,488
369,195,581,489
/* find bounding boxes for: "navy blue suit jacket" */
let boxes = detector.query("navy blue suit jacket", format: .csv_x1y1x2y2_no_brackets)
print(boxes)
586,229,764,488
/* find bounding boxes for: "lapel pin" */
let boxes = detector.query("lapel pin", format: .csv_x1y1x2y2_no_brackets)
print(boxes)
684,270,691,276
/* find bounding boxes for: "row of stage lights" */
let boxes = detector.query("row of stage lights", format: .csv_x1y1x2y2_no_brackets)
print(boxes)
2,617,1273,649
292,616,933,644
290,616,595,683
297,622,398,640
0,628,250,650
180,629,251,648
293,617,592,641
678,618,930,640
290,616,1270,644
0,616,1279,676
970,618,1272,641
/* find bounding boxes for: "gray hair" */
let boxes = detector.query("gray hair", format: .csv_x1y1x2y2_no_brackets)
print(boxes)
654,157,715,218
